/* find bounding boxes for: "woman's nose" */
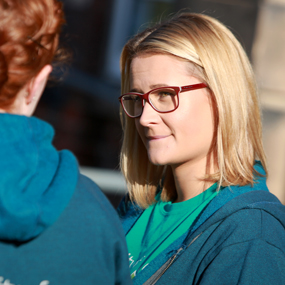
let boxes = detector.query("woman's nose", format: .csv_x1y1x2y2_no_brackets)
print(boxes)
139,101,159,126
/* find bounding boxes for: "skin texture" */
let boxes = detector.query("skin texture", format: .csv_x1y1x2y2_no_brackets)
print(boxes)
131,54,215,202
0,64,52,116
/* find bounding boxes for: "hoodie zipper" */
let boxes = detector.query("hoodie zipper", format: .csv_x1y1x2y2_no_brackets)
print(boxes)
147,232,203,285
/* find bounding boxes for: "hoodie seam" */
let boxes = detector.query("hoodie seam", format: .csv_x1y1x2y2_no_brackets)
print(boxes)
202,236,285,274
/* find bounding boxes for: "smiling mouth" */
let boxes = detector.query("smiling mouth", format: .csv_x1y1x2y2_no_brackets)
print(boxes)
147,135,170,141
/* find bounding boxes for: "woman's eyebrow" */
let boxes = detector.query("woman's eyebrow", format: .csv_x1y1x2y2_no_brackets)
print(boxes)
130,84,170,93
129,88,143,93
149,83,170,89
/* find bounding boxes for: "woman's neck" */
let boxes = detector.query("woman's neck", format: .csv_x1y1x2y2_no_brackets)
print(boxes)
171,157,215,203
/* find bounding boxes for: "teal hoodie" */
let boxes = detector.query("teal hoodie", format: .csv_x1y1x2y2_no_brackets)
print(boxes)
0,114,131,285
118,162,285,284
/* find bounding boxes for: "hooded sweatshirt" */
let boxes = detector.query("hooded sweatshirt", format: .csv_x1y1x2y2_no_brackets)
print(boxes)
118,162,285,285
0,113,131,285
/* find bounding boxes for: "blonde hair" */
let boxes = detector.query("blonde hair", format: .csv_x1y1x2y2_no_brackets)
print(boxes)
120,12,267,208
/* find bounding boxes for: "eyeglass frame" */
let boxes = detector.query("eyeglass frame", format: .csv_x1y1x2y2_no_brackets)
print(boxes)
118,82,208,118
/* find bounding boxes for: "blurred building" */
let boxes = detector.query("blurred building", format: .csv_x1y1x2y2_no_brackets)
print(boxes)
253,0,285,203
35,0,285,206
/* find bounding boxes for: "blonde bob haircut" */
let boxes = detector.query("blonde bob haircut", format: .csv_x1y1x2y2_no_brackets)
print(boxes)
120,12,267,208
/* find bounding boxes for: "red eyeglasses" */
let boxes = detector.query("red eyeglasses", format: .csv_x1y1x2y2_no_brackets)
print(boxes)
118,83,208,118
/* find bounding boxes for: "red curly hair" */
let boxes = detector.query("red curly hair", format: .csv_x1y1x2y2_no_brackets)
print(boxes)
0,0,65,109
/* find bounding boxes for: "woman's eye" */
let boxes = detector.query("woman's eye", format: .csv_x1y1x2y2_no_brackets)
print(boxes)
159,92,170,97
158,90,175,97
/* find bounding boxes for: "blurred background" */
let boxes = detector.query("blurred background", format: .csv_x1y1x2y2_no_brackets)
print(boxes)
35,0,285,207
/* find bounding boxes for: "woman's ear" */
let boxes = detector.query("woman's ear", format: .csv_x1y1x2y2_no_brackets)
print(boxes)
26,64,52,105
24,64,52,116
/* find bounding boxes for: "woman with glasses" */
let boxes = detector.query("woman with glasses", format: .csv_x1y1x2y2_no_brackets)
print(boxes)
118,12,285,284
0,0,131,284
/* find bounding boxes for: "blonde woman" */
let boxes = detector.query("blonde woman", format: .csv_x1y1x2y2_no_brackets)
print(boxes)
0,0,131,284
118,13,285,284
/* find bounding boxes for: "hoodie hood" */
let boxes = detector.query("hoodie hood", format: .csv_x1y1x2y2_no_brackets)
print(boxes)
0,114,78,242
185,161,273,236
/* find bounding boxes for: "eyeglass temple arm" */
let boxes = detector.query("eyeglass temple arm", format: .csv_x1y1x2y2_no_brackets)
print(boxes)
180,83,208,93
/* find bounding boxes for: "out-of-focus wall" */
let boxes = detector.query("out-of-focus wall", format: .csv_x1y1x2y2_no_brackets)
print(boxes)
174,0,259,59
253,0,285,203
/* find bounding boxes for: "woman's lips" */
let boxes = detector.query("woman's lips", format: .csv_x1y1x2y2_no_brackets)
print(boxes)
147,135,170,141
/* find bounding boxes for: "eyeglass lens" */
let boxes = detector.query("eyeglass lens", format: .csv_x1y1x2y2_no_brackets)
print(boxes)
122,87,179,117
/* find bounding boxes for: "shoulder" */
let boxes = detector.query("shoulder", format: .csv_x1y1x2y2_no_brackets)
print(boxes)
117,193,144,234
47,172,126,251
15,173,131,284
195,189,285,257
222,207,284,242
194,205,285,284
206,208,285,284
66,174,131,283
206,202,285,257
70,174,125,235
117,193,144,217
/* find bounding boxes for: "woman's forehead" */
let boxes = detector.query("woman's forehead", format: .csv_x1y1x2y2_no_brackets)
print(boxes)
129,54,203,90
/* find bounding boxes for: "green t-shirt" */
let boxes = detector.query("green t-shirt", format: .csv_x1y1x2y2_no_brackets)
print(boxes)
126,183,218,279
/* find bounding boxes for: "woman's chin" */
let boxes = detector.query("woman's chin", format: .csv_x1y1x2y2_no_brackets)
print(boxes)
148,155,168,166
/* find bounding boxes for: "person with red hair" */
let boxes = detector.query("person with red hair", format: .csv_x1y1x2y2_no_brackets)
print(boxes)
0,0,131,284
